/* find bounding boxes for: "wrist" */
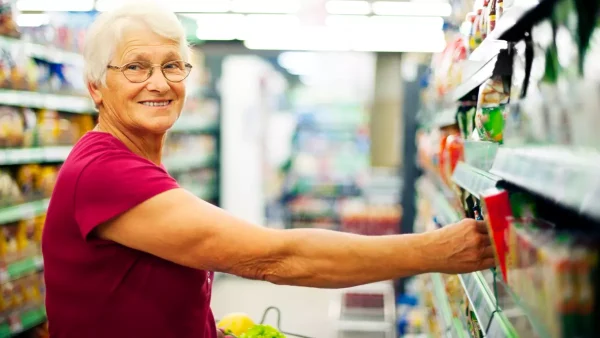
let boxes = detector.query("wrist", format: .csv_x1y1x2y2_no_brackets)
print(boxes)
416,230,448,273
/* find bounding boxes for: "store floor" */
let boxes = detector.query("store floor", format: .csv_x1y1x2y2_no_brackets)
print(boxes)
211,275,389,338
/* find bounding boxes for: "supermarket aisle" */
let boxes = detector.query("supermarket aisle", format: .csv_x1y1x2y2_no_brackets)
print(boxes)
211,275,339,338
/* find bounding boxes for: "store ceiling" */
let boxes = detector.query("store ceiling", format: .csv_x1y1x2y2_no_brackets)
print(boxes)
15,0,451,52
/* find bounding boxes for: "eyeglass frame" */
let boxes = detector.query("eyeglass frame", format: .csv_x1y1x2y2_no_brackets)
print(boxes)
106,60,193,83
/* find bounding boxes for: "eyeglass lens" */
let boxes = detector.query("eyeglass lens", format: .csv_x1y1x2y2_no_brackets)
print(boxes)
122,61,191,83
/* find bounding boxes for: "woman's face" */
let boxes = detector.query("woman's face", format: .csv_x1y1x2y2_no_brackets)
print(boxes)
90,25,186,134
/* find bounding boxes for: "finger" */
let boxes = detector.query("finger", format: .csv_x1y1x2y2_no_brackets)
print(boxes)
480,234,492,247
475,220,489,234
480,257,497,269
482,245,496,259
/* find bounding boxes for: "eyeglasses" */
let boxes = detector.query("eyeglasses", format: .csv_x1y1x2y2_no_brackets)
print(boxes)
107,60,193,83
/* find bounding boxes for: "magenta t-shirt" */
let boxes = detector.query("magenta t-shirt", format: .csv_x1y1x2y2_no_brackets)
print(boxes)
42,131,216,338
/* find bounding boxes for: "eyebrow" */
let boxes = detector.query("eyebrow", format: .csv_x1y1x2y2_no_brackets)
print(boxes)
122,51,182,64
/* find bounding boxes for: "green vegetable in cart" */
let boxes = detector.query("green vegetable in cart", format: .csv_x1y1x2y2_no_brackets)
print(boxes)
239,324,286,338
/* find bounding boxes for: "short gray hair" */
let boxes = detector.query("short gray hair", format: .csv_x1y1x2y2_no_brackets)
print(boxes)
84,1,190,86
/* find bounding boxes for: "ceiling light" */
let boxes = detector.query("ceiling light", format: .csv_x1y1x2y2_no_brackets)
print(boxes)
372,1,452,17
231,0,301,14
325,1,371,15
325,15,370,27
16,13,50,27
17,0,95,11
195,14,246,41
170,0,232,13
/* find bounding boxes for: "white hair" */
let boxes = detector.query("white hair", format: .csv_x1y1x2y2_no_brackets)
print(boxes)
83,1,190,86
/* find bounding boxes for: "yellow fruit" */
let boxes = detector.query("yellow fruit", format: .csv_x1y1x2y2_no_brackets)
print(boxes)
217,313,256,336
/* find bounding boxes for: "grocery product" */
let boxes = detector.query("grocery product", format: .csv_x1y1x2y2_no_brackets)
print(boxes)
474,76,509,143
239,325,286,338
481,188,513,281
0,170,23,207
0,106,24,147
0,0,19,38
217,313,256,337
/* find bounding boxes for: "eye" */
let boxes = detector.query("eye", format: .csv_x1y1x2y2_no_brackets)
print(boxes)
164,61,184,70
126,63,145,71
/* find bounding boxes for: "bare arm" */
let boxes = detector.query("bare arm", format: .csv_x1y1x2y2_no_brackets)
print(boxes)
96,188,494,289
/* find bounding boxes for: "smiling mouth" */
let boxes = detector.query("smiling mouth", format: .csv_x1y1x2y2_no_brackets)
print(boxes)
139,100,173,107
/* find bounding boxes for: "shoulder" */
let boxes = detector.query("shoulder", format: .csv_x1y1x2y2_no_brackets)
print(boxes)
65,132,159,174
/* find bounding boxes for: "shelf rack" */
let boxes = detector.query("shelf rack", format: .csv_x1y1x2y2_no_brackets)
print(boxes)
0,305,46,338
0,90,95,113
0,146,72,165
490,146,600,221
0,199,49,225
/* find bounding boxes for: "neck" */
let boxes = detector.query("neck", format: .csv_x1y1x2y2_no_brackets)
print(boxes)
95,115,166,166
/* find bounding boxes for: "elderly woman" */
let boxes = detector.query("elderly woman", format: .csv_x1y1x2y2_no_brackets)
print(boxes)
41,3,494,338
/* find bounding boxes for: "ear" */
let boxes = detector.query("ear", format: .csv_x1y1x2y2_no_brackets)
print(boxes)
87,81,103,107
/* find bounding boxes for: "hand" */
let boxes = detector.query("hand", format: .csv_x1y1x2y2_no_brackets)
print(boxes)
217,328,236,338
430,218,496,274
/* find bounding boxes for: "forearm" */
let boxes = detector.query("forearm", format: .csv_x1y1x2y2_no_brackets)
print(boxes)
264,228,443,288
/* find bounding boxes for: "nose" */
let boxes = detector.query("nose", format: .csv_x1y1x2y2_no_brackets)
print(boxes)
145,67,170,93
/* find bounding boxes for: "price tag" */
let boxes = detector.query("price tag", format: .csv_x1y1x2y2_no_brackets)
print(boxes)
8,313,22,333
0,268,9,283
20,204,36,220
33,256,43,269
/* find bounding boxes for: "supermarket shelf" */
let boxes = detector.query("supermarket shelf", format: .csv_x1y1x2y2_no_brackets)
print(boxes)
446,0,561,102
434,108,458,128
431,274,467,338
490,147,600,221
0,255,43,284
0,305,46,338
0,199,49,225
452,162,501,199
0,36,83,65
418,177,461,227
0,146,72,165
449,49,511,102
496,0,560,42
459,272,516,338
163,155,216,173
463,141,500,172
495,277,551,338
0,90,95,113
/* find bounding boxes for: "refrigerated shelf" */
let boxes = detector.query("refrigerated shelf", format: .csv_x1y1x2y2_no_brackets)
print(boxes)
0,199,49,225
0,90,95,113
0,147,72,165
490,146,600,221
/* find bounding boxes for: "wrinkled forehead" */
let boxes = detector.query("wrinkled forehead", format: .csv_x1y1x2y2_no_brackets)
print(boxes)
113,25,183,64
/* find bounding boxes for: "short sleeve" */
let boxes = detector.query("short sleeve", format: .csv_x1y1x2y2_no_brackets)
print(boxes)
74,150,179,239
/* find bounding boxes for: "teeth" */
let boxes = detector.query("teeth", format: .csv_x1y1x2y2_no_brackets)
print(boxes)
142,101,170,107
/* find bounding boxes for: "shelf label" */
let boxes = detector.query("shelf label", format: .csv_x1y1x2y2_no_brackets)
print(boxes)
8,313,23,333
0,268,9,283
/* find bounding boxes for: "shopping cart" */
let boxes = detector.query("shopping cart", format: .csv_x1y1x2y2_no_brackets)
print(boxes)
217,306,314,338
258,306,314,338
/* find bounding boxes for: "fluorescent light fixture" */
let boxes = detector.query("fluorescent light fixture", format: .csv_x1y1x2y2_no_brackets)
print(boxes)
352,31,447,52
325,15,370,27
96,0,231,12
369,15,445,30
242,14,301,40
195,14,246,40
16,13,50,27
245,26,446,52
231,0,300,14
372,1,452,17
17,0,95,11
325,0,371,15
244,27,352,51
170,0,232,13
